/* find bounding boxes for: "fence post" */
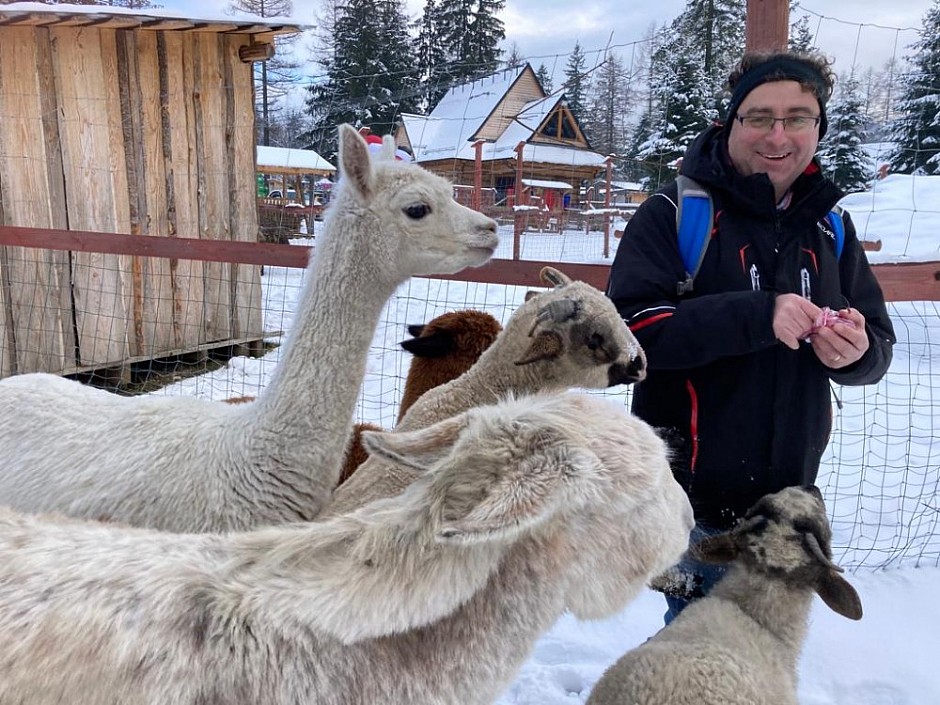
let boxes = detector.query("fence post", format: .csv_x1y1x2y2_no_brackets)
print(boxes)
513,141,526,260
603,156,613,259
472,139,484,212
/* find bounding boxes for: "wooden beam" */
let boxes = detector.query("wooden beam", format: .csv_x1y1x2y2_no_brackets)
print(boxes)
745,0,789,53
0,226,936,301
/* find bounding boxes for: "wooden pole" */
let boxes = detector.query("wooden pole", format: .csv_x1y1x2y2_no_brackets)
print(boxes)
603,157,613,259
472,139,484,211
745,0,789,53
513,141,526,261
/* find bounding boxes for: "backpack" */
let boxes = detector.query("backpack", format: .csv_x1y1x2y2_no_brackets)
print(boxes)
674,174,845,296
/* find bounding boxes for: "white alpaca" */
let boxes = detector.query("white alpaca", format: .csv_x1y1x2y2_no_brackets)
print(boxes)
0,124,498,531
327,265,647,515
586,485,863,705
0,392,693,705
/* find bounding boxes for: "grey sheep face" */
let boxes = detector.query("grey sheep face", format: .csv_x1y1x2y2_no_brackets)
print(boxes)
694,485,863,620
515,267,647,387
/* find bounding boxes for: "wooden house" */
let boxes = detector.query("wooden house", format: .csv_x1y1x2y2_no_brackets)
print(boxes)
0,4,300,381
395,64,606,209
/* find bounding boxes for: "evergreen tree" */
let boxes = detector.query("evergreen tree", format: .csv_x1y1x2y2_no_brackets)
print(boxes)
582,52,631,161
414,0,505,109
304,0,418,157
635,32,715,190
562,42,589,123
228,0,300,147
504,43,525,69
534,63,553,93
674,0,746,102
818,73,872,193
889,0,940,174
789,12,815,53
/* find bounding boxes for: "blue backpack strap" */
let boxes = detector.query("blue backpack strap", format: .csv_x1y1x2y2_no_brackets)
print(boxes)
826,205,845,260
675,174,714,296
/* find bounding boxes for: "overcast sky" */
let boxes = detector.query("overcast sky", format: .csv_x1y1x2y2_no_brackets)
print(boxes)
158,0,930,77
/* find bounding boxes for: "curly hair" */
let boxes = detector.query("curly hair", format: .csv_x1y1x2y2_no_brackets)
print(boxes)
727,51,836,103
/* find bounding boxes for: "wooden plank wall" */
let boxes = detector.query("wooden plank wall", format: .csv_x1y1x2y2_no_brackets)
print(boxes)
0,23,262,377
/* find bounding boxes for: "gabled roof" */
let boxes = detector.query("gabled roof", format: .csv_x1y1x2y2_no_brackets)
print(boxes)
401,65,605,170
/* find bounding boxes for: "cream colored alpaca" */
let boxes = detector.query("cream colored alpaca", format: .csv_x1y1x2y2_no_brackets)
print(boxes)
0,125,498,531
0,392,693,705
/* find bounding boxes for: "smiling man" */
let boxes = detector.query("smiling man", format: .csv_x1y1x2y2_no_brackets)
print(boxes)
606,52,895,626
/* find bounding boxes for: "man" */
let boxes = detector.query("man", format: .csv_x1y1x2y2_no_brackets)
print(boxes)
606,51,895,623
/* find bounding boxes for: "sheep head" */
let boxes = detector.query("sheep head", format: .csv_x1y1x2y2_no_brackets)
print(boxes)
692,485,863,621
513,266,647,387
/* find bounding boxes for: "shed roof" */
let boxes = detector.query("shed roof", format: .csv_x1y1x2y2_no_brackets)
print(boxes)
0,2,304,36
256,146,335,176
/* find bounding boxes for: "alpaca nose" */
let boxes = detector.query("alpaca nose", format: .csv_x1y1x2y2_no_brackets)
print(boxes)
607,357,646,386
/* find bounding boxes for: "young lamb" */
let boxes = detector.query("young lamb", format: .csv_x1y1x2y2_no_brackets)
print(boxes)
0,124,498,532
586,485,863,705
326,265,648,515
0,392,694,705
337,309,503,485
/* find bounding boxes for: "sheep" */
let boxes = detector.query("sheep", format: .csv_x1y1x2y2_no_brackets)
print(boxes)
585,485,863,705
0,124,499,532
336,309,503,485
326,265,648,516
0,391,694,705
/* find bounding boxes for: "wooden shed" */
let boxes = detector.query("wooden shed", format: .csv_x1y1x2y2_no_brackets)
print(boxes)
0,4,300,380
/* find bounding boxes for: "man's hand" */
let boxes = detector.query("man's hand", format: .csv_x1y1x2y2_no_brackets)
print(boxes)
773,294,822,350
811,307,869,369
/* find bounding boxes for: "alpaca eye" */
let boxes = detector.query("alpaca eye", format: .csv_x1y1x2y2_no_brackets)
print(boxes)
586,333,603,351
404,203,431,219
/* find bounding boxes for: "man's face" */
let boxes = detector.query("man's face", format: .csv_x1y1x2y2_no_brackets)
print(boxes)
726,80,821,201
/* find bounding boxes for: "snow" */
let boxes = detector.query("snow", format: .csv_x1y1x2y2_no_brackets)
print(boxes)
147,174,939,703
256,145,335,174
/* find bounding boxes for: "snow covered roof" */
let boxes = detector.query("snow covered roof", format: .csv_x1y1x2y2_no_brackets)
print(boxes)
256,146,335,175
0,2,304,35
401,65,606,170
521,179,574,190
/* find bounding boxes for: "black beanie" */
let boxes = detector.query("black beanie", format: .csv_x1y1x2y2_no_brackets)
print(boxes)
723,57,829,139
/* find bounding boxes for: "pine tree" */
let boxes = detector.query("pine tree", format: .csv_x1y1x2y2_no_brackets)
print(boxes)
818,73,872,193
504,43,525,69
582,52,631,161
789,13,815,53
889,0,940,174
633,30,715,190
534,63,553,93
562,42,589,123
674,0,746,102
304,0,418,157
414,0,505,109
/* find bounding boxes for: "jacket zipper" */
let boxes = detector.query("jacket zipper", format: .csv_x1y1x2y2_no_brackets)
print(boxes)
685,379,699,473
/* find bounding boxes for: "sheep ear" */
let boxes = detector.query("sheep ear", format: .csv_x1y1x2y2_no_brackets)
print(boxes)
400,330,454,358
437,442,601,544
515,331,564,365
338,124,374,200
539,266,572,288
691,532,739,564
524,290,541,302
816,571,863,620
361,415,468,473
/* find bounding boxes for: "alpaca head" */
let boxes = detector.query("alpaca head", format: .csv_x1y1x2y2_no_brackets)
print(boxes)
511,267,647,388
363,392,693,621
330,124,499,278
400,310,503,362
693,485,863,620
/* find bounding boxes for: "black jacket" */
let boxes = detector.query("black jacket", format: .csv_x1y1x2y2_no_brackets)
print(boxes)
607,126,895,528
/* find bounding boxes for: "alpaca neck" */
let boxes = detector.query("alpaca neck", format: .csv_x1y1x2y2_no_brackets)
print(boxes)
712,566,814,657
245,208,399,503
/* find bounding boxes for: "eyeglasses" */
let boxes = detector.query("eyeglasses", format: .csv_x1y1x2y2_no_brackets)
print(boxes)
734,115,821,133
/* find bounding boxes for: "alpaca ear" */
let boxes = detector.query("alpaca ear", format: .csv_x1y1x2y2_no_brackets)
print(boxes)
437,441,602,544
338,124,374,200
400,330,454,358
816,571,864,620
361,415,468,473
407,323,425,338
